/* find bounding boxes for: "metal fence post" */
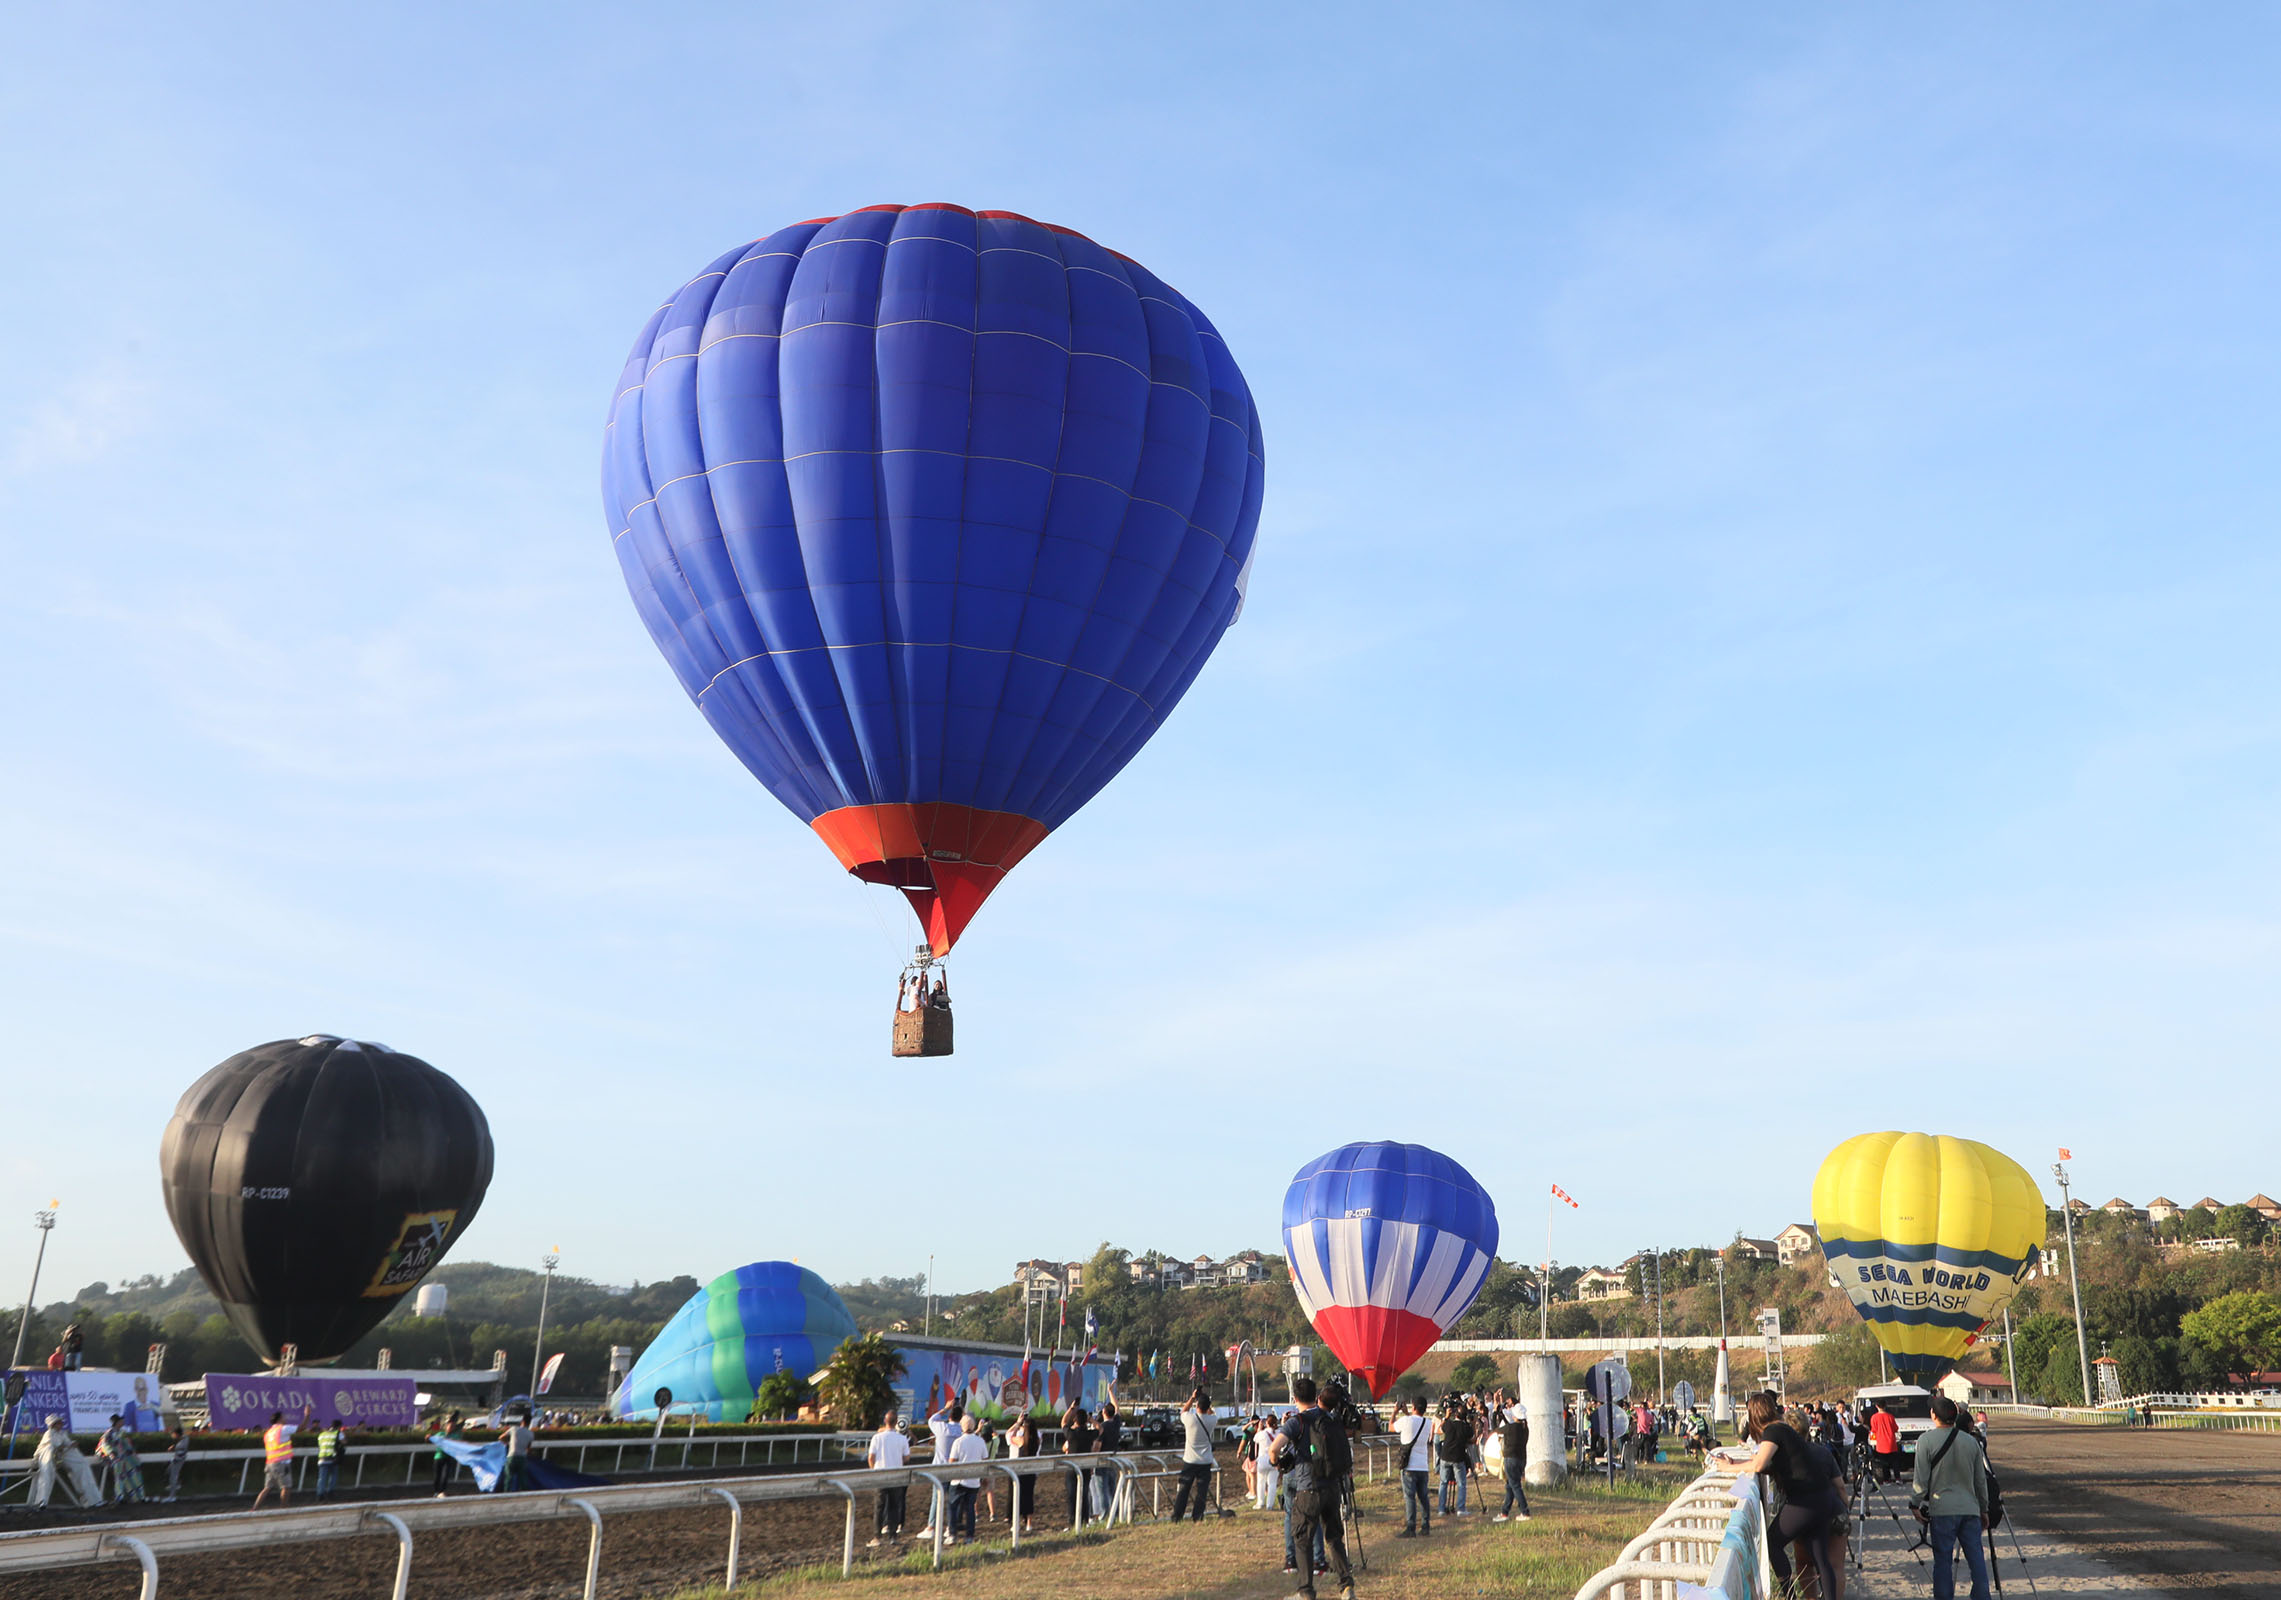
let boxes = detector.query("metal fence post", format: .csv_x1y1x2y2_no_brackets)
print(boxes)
562,1497,603,1600
824,1478,856,1575
363,1510,413,1600
706,1486,741,1588
97,1533,157,1600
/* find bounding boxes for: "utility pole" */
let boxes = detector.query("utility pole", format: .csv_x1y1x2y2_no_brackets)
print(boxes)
10,1204,58,1370
925,1255,934,1338
529,1248,559,1400
2003,1307,2019,1400
2053,1159,2093,1406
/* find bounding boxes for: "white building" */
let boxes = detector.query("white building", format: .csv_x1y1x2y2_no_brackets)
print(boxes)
1775,1225,1821,1266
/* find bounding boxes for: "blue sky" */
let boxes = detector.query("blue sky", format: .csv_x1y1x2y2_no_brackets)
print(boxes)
5,6,2278,1307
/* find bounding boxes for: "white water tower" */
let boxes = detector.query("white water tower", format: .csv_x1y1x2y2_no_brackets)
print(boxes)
414,1283,448,1318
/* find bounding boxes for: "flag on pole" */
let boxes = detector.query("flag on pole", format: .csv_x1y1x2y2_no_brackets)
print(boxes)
2058,1148,2072,1161
1082,1307,1099,1367
537,1352,566,1395
1552,1183,1579,1208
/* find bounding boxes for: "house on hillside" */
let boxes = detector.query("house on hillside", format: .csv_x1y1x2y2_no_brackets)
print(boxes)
1731,1238,1779,1263
2146,1196,2183,1223
2100,1197,2146,1220
1936,1370,2013,1408
1775,1225,1821,1266
1189,1255,1223,1288
2194,1196,2225,1213
1578,1267,1631,1301
1221,1251,1272,1285
2248,1194,2281,1223
1012,1259,1084,1301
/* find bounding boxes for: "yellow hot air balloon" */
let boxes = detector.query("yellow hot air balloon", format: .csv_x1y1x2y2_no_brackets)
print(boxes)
1811,1132,2045,1382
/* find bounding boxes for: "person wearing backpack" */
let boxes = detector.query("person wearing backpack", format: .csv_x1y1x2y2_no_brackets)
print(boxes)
1271,1377,1354,1600
1910,1395,1993,1600
1392,1398,1436,1535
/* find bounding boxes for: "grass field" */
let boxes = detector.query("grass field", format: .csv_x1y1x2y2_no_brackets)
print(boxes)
660,1463,1691,1600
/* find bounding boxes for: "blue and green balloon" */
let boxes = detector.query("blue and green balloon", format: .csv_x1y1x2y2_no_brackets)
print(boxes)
612,1262,857,1421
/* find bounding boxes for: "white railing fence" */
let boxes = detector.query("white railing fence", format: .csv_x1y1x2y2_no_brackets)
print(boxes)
1572,1467,1768,1600
0,1447,1197,1600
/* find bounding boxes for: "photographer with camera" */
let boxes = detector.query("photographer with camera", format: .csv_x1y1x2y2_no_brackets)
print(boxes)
1173,1388,1217,1522
1910,1395,1993,1600
1272,1376,1355,1600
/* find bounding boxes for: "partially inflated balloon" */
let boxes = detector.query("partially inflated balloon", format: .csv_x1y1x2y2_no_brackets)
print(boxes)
1283,1142,1499,1399
1811,1132,2044,1382
611,1263,858,1421
159,1036,493,1362
604,204,1265,955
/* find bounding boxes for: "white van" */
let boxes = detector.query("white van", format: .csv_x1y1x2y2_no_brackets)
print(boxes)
1853,1383,1937,1455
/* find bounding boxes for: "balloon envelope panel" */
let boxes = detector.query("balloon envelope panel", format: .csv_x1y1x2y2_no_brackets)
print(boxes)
1282,1142,1499,1398
158,1036,493,1362
602,204,1266,953
1811,1131,2044,1381
614,1263,858,1421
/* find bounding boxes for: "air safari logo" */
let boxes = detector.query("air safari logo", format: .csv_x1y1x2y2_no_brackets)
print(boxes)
362,1209,459,1298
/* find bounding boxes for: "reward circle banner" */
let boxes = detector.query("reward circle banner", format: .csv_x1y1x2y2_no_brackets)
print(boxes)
205,1374,418,1429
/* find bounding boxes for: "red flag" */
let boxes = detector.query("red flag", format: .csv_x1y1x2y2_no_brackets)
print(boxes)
537,1352,566,1395
2057,1148,2072,1161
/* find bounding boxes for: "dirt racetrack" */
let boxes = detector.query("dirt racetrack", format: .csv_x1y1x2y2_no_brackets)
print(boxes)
0,1457,1195,1600
1986,1415,2281,1599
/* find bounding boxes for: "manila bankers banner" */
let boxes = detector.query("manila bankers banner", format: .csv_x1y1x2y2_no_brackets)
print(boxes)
205,1374,418,1430
3,1371,166,1434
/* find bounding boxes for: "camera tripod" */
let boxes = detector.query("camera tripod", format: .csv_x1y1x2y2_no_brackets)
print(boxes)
1849,1463,1926,1572
1340,1476,1367,1571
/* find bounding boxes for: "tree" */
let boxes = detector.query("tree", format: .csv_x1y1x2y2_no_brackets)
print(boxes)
2211,1207,2269,1249
752,1369,815,1421
1447,1354,1501,1393
2008,1313,2075,1397
2180,1290,2281,1379
2036,1343,2086,1406
2108,1334,2177,1398
1801,1324,1884,1391
818,1333,907,1429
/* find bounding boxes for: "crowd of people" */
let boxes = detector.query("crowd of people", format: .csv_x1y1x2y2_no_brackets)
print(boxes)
1723,1389,1999,1600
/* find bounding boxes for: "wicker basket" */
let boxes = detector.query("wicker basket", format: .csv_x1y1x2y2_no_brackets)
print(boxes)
892,1003,954,1057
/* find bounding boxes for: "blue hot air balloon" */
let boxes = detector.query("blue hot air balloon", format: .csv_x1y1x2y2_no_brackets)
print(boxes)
1282,1142,1500,1399
604,204,1265,958
612,1261,858,1422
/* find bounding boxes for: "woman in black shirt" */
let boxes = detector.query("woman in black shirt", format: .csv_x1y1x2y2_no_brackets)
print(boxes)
1061,1406,1098,1526
1739,1392,1846,1600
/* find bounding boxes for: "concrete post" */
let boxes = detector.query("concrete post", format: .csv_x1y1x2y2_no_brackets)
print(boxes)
1515,1352,1566,1487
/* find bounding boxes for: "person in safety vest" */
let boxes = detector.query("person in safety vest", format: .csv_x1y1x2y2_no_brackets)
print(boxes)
314,1418,346,1499
251,1404,312,1509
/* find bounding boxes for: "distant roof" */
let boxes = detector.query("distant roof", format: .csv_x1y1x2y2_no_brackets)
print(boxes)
1780,1223,1819,1236
2147,1196,2179,1206
2100,1197,2137,1209
1735,1238,1778,1251
2195,1197,2225,1209
2247,1194,2280,1208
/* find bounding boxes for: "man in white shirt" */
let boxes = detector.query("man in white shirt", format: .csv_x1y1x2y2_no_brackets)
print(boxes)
948,1423,989,1542
866,1410,910,1545
1173,1391,1217,1521
1393,1399,1436,1536
924,1399,963,1534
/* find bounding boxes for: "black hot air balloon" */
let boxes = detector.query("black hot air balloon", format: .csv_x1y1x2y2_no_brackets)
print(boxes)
159,1035,493,1362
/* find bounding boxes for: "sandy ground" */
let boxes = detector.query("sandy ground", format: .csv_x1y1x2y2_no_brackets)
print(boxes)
1848,1416,2281,1600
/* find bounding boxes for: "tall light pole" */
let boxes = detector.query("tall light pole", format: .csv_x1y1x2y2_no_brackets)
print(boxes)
2053,1159,2093,1406
2002,1307,2019,1400
925,1255,934,1338
10,1204,58,1370
529,1249,559,1401
1643,1247,1666,1403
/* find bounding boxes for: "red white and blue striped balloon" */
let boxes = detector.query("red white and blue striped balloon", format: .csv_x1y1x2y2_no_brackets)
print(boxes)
1282,1142,1500,1399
